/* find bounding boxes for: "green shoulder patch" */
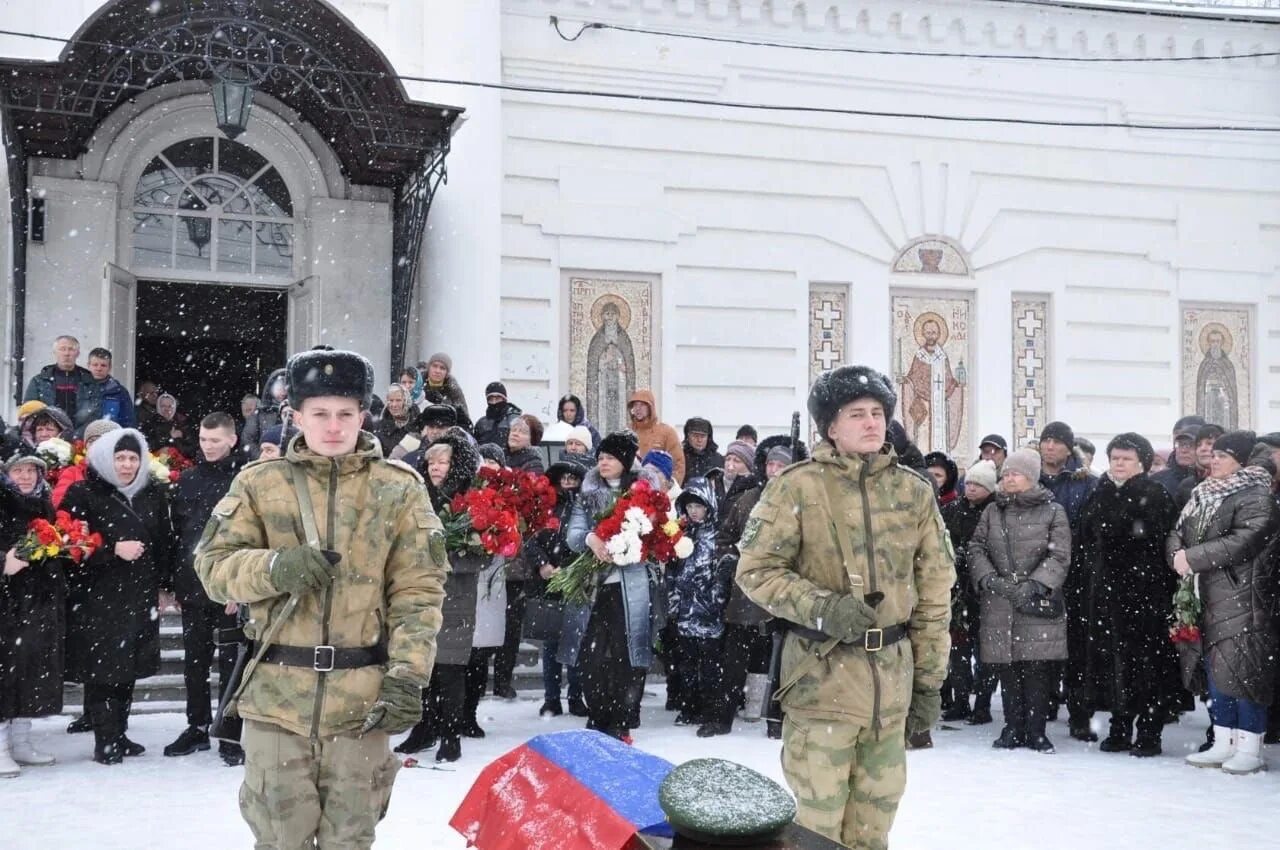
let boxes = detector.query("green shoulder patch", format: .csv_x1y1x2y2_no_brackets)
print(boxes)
428,530,447,567
740,517,764,549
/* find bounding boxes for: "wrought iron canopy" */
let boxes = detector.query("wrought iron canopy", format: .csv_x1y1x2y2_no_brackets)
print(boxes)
0,0,463,187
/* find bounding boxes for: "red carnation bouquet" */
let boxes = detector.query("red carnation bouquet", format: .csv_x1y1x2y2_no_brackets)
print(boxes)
1169,575,1202,644
439,466,561,557
547,479,692,605
15,510,103,565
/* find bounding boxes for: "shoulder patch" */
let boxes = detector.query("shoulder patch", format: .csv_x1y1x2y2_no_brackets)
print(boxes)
381,457,424,484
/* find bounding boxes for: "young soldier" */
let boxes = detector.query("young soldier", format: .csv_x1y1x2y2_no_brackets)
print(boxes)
196,350,448,850
736,365,955,850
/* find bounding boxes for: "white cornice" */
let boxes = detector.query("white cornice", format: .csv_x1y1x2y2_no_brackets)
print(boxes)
507,0,1280,66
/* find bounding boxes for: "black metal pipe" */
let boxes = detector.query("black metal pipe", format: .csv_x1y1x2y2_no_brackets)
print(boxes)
2,105,27,409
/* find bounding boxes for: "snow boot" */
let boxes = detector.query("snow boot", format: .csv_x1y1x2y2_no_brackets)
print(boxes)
219,741,246,767
568,694,589,717
674,711,700,726
1130,736,1162,758
992,727,1023,750
906,730,934,750
493,684,517,701
66,714,93,734
1068,721,1098,743
966,706,993,726
1221,731,1266,775
0,722,21,778
394,721,438,755
459,717,486,739
539,700,563,717
941,703,971,723
90,701,123,766
1186,725,1236,768
1026,735,1056,754
697,721,732,738
435,736,461,763
8,719,55,766
163,725,211,757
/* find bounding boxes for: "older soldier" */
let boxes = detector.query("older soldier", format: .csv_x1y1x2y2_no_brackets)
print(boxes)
196,350,448,850
736,365,954,850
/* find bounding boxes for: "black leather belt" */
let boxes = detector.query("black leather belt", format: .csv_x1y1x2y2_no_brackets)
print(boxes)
257,643,387,672
790,623,908,652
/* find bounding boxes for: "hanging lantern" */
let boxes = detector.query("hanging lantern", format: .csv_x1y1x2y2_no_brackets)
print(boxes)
212,68,255,140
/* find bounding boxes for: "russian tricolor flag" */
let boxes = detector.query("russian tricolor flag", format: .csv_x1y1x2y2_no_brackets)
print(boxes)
450,730,676,850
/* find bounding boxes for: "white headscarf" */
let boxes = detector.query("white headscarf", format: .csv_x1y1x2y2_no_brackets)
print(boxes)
87,427,151,502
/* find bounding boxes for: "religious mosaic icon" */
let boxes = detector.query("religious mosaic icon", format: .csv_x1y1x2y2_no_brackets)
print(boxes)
891,292,974,463
1182,305,1251,431
568,276,654,435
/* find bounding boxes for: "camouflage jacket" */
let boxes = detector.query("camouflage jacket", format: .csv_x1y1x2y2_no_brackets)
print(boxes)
195,432,448,739
736,442,955,729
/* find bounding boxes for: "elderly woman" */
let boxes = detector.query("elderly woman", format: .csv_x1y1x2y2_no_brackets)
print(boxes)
62,429,173,765
969,447,1071,754
560,431,664,742
375,385,416,458
141,392,195,459
0,452,61,776
395,428,482,763
1170,430,1279,775
17,404,73,448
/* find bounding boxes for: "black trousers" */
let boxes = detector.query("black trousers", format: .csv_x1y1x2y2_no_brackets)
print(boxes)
493,581,527,692
662,622,686,705
580,585,648,737
943,641,999,710
84,681,134,744
675,635,724,718
998,661,1054,740
711,623,771,725
426,663,467,738
181,601,239,728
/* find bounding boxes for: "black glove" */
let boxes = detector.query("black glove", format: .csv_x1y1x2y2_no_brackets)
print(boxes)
1010,580,1047,608
815,593,878,643
269,546,341,595
981,575,1017,599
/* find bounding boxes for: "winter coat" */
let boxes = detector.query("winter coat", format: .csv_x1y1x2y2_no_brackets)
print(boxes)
628,390,686,485
715,473,768,626
1166,480,1280,705
1040,450,1098,530
736,442,955,728
473,401,523,449
23,365,100,432
421,429,483,667
142,411,197,461
170,453,240,607
0,475,63,720
375,412,416,459
682,419,724,482
505,446,545,475
670,478,727,640
240,369,289,458
51,462,86,508
61,433,174,685
559,463,666,669
1076,474,1178,715
1152,458,1197,501
472,556,508,649
195,431,449,738
969,485,1071,664
525,486,581,592
941,494,995,642
423,374,471,423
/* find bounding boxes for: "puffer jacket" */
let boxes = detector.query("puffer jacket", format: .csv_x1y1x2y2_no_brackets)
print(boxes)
670,478,726,640
22,365,100,431
195,432,449,738
736,442,955,729
1166,478,1280,705
968,485,1071,664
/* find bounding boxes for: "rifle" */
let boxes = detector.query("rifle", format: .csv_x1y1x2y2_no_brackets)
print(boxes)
210,605,248,742
763,411,803,739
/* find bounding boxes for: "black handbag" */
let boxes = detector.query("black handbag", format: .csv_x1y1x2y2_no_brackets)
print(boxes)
998,508,1066,620
522,595,565,641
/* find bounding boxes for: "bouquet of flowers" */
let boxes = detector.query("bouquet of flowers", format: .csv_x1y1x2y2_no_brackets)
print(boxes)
15,510,103,565
36,437,88,489
439,467,562,557
1169,575,1202,644
547,479,693,605
149,447,194,484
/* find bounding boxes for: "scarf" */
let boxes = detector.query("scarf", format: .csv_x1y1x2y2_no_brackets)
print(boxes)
1177,465,1273,543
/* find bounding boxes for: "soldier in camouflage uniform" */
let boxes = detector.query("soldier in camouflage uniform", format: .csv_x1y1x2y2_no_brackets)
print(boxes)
736,365,955,850
196,350,448,850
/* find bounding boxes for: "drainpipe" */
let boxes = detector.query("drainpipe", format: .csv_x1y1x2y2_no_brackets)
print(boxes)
2,106,27,410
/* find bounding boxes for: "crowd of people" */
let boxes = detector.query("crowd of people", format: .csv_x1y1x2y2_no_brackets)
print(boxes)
1,335,1278,794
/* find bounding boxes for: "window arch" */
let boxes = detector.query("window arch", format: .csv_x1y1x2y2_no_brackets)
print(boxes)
132,135,294,278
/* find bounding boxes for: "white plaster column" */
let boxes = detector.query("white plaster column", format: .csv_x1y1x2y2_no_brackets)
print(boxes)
412,1,502,412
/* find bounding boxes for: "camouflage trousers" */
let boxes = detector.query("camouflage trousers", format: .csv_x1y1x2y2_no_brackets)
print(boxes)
239,719,401,850
781,715,908,850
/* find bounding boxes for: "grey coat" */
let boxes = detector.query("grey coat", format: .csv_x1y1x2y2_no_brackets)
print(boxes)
1166,483,1280,705
969,485,1071,664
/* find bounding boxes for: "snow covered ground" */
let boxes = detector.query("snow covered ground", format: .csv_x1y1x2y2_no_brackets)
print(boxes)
3,691,1276,850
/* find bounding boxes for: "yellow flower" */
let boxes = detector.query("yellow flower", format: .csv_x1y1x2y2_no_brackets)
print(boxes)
662,520,681,538
44,544,61,558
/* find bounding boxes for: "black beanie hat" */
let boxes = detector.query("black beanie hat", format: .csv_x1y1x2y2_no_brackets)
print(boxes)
808,365,897,438
1039,421,1075,448
1214,430,1258,467
287,350,374,410
1106,432,1155,472
485,382,508,400
477,443,507,467
598,431,640,470
115,433,143,456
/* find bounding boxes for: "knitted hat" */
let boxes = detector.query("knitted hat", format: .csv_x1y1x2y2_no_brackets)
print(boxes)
477,443,507,467
965,460,998,494
1214,430,1258,467
566,425,594,451
286,349,375,410
426,352,452,373
725,440,756,471
1106,432,1155,472
598,431,639,470
115,433,143,456
84,419,122,443
16,400,47,421
808,366,897,437
1039,421,1075,449
3,450,46,474
417,404,458,429
642,449,675,481
484,382,507,400
766,445,792,468
1001,448,1042,483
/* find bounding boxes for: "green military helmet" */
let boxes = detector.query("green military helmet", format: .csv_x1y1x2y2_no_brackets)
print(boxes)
659,758,796,845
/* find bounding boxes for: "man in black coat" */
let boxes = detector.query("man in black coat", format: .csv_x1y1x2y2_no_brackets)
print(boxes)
164,412,245,766
472,382,523,448
1151,415,1205,499
683,417,725,481
1076,433,1178,757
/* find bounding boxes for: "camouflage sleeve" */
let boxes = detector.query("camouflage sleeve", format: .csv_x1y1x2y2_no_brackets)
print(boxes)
382,484,449,686
193,475,280,604
734,478,838,628
909,492,956,692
